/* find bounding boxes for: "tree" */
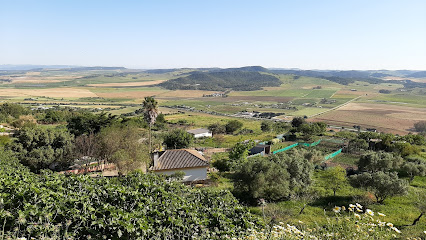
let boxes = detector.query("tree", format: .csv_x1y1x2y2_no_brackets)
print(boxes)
142,96,158,153
320,166,347,196
401,161,426,182
228,140,255,169
208,123,226,135
260,121,272,132
414,121,426,133
232,156,291,203
358,151,403,173
163,129,194,149
349,171,408,203
97,125,149,174
225,120,243,134
73,133,99,159
8,126,74,172
0,103,29,118
291,117,305,128
348,138,368,153
67,112,116,136
233,152,314,204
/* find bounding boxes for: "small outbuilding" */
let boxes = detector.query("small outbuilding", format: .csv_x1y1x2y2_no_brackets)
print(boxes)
249,144,271,156
151,149,209,182
187,128,213,138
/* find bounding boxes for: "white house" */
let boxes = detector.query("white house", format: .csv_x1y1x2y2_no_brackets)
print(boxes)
151,149,209,182
186,128,212,138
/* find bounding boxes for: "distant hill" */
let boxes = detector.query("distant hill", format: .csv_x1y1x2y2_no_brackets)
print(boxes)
269,69,385,85
159,71,281,91
406,71,426,78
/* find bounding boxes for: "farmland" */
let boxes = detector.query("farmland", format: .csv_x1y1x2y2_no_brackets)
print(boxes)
0,67,425,134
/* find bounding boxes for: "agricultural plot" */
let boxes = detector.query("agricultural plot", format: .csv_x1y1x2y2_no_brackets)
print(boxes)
311,102,426,135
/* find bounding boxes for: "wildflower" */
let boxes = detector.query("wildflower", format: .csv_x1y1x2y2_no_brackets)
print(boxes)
391,227,401,233
356,208,363,212
341,206,346,211
356,203,362,209
378,221,386,227
386,222,393,227
333,206,341,213
354,213,361,219
366,209,374,216
349,204,356,208
298,220,304,224
377,212,385,217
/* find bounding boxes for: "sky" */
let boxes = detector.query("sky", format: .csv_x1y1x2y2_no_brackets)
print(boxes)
1,0,425,70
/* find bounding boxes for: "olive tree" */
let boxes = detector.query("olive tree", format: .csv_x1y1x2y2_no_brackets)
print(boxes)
349,171,408,203
358,151,403,173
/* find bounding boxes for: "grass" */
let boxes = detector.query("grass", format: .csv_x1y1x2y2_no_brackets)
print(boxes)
302,89,338,98
373,93,426,106
330,153,359,166
291,107,328,117
248,173,426,238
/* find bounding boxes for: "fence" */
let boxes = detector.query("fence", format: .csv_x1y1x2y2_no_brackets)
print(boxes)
272,139,322,154
324,149,342,160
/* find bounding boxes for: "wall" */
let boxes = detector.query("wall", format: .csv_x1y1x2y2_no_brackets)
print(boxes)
194,132,213,138
154,167,207,182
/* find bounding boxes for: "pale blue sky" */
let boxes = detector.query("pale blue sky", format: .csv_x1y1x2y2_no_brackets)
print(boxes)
1,0,425,70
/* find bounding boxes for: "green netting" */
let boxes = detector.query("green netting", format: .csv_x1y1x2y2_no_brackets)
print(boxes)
272,143,299,154
324,149,342,160
272,139,324,154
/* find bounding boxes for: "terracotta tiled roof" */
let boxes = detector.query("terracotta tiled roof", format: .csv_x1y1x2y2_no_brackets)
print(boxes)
151,149,209,171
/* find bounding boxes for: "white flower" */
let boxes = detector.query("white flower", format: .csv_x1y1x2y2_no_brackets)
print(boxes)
377,212,386,217
354,213,361,219
356,203,363,209
349,204,356,208
333,206,341,213
392,227,401,233
386,222,394,227
366,209,374,216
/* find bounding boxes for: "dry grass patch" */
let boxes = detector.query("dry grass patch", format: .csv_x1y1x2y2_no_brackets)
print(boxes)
0,88,97,98
87,79,167,87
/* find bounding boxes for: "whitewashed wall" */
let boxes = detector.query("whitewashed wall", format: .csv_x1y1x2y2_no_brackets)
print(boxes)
155,167,207,182
194,132,213,138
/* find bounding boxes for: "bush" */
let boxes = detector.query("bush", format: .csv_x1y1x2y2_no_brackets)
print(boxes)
225,120,243,134
0,159,261,239
8,125,74,172
163,128,194,149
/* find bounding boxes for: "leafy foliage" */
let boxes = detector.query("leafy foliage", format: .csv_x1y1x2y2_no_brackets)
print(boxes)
318,166,348,196
233,151,314,204
228,141,255,169
358,151,403,173
349,171,408,203
97,125,150,174
8,126,74,172
67,112,117,136
0,158,261,239
163,128,194,149
414,121,426,133
225,120,243,134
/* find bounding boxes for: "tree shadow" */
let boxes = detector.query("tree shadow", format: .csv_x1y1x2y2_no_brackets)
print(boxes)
310,195,355,208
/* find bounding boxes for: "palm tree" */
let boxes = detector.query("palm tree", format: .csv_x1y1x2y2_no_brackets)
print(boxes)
142,96,158,153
